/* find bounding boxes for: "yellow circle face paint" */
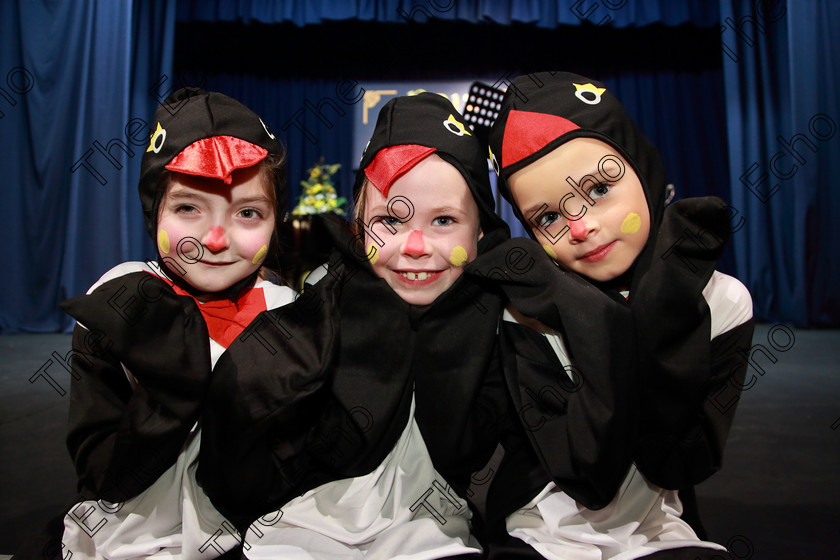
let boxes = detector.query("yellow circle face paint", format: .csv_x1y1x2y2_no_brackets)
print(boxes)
449,245,468,266
252,244,268,265
367,244,379,265
542,244,557,260
158,230,170,254
621,212,642,234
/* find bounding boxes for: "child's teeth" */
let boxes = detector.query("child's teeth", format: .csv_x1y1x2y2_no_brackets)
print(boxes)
402,272,432,281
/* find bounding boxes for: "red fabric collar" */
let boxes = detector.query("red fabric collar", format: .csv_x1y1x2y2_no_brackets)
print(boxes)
155,274,267,348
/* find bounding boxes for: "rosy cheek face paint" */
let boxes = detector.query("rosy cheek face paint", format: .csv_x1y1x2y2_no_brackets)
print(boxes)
620,212,641,234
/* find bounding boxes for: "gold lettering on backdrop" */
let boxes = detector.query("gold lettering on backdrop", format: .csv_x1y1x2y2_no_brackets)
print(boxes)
363,90,398,124
407,89,463,113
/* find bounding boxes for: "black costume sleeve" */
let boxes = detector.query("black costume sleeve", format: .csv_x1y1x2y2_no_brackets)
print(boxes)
413,276,510,495
196,278,339,529
59,272,212,502
467,238,637,511
200,218,514,529
630,197,755,489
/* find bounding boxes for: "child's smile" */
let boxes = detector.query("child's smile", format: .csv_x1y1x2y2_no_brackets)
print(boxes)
363,155,482,305
157,166,275,297
509,137,650,282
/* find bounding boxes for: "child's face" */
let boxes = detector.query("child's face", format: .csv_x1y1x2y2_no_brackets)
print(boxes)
363,154,482,305
508,137,650,282
157,165,275,296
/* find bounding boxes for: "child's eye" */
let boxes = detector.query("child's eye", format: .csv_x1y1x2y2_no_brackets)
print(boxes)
537,211,560,227
587,183,611,200
175,204,197,214
238,208,263,219
377,216,402,227
433,216,455,226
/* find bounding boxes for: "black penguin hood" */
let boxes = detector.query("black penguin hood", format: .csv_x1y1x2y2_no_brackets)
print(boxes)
138,88,284,240
488,71,668,239
355,92,509,243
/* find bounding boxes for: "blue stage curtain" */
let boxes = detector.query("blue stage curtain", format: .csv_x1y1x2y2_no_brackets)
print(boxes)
0,0,175,332
4,0,837,332
176,0,719,28
721,0,840,326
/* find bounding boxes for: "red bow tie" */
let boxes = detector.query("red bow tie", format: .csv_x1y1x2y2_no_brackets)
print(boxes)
164,278,267,348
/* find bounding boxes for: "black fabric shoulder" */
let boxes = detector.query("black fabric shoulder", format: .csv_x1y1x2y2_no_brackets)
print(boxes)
197,271,341,527
199,215,510,526
467,238,636,509
59,272,211,502
629,197,741,488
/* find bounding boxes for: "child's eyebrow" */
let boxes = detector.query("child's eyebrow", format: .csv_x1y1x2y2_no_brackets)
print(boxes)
367,201,389,214
432,206,468,215
522,202,553,220
166,190,206,201
233,195,272,206
573,159,624,184
570,168,606,183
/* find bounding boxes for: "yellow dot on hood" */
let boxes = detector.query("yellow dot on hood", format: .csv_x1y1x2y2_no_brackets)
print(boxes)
252,245,268,264
450,245,468,266
158,230,170,254
621,212,642,234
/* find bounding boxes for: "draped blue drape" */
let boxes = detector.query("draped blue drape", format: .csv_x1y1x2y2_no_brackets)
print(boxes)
0,0,175,332
175,0,720,27
721,0,840,326
2,0,837,331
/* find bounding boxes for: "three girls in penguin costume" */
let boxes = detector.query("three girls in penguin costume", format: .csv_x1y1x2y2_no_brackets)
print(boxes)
466,72,755,559
196,92,511,559
16,88,302,560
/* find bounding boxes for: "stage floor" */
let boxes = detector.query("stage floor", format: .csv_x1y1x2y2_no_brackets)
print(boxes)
1,324,838,558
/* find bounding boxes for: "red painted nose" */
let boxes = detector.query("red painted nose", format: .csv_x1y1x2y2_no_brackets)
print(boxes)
568,217,588,240
204,225,227,251
403,229,426,256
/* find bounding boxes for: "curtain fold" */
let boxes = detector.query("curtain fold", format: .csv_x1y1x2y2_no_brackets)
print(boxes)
176,0,720,28
0,0,175,332
721,0,839,325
